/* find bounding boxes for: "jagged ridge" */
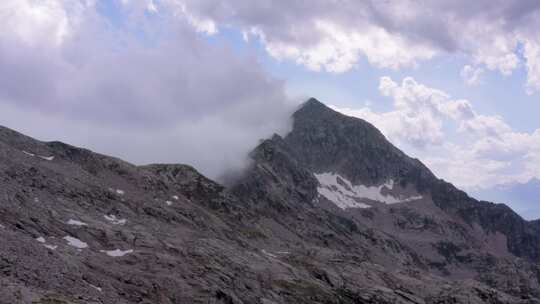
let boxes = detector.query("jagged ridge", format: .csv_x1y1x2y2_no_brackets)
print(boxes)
1,100,540,303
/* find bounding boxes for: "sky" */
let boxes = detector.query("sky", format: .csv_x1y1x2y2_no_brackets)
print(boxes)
2,1,540,207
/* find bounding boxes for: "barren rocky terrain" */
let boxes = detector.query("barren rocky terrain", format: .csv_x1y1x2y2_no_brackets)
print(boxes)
2,99,540,303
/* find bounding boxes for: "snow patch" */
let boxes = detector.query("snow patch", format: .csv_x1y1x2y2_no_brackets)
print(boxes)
115,189,125,195
63,236,88,249
22,151,54,161
38,155,54,161
261,249,277,259
22,150,35,157
384,180,395,190
100,249,133,257
104,214,127,225
88,283,102,292
44,244,58,250
67,219,88,226
172,195,179,200
37,236,58,249
165,200,173,206
314,173,422,210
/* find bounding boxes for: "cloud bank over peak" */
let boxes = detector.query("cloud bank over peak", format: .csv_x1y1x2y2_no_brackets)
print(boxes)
3,0,540,191
0,0,296,178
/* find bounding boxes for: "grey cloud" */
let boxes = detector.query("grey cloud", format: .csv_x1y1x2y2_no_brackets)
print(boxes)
0,1,296,178
2,28,289,126
177,0,540,90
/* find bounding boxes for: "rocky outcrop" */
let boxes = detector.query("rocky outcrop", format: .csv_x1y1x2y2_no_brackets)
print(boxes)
1,100,540,303
282,98,540,262
232,98,540,301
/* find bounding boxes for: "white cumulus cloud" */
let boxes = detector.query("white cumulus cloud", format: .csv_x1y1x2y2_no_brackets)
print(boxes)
169,0,540,94
460,65,484,86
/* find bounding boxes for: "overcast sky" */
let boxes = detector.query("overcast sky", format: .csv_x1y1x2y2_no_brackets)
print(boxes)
2,1,540,199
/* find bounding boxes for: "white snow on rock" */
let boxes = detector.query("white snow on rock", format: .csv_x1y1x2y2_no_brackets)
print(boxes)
314,173,422,210
63,236,88,249
67,219,88,226
38,155,55,161
104,214,127,225
165,200,173,206
88,283,102,292
36,236,58,250
22,150,35,157
100,249,133,257
115,189,125,195
383,179,395,190
22,151,54,161
172,195,179,200
261,249,278,259
44,244,58,250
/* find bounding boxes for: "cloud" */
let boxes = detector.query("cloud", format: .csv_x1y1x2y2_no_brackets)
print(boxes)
4,0,540,187
460,65,484,86
522,39,540,94
460,115,512,137
174,1,438,72
0,0,295,178
252,20,436,73
0,0,74,46
334,77,475,148
173,0,540,94
331,76,540,189
423,144,512,189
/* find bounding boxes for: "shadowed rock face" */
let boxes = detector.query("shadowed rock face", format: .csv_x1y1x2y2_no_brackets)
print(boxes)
283,99,540,262
284,98,435,186
2,100,540,303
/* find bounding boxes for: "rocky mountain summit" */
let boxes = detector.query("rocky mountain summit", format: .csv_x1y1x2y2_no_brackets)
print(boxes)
2,98,540,303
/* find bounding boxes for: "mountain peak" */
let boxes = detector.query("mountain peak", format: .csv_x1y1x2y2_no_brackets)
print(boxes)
284,98,427,186
293,98,385,137
294,97,337,119
299,97,326,110
4,112,540,303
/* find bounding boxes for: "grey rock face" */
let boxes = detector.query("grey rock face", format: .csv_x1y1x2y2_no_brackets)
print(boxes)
284,98,435,186
285,98,540,262
1,99,540,303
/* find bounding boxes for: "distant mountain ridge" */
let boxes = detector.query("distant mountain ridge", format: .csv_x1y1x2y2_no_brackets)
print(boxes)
471,178,540,220
2,98,540,303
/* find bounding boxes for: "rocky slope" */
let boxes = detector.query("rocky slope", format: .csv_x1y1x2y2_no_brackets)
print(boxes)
1,99,540,303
